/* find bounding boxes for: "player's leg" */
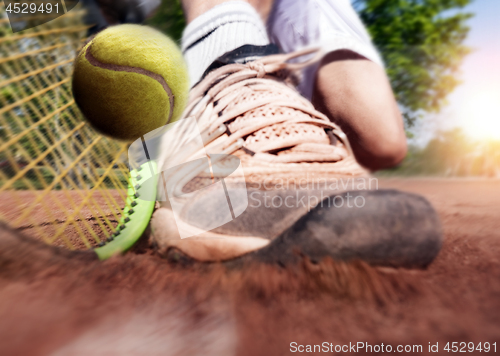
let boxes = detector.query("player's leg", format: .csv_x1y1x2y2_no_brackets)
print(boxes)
182,0,273,23
181,0,274,87
268,0,407,170
312,50,407,170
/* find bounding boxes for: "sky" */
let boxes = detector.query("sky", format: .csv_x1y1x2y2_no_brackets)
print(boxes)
413,0,500,145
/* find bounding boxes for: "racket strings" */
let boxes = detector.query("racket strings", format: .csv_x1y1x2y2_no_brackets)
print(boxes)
0,5,129,249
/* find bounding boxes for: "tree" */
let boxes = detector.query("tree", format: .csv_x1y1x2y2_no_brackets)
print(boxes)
146,0,185,42
354,0,473,127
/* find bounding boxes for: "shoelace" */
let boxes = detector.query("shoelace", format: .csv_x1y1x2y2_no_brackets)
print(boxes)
184,47,353,158
158,48,354,195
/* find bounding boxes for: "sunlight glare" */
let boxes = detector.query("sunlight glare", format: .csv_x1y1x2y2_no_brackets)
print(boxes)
458,89,500,140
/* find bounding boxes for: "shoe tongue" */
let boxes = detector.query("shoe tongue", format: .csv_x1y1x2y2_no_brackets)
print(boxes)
200,44,280,79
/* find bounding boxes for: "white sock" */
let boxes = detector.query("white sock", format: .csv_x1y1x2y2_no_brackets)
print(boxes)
182,1,270,87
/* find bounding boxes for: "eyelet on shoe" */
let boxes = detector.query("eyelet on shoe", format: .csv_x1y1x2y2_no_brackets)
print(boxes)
223,138,245,154
325,129,338,146
201,124,226,145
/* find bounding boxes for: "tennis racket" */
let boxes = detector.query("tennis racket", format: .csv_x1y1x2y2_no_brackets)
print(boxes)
0,4,155,259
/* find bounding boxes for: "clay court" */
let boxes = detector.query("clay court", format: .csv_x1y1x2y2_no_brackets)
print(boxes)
0,178,499,355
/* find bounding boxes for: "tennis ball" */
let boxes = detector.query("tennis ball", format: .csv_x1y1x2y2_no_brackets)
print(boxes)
72,24,189,141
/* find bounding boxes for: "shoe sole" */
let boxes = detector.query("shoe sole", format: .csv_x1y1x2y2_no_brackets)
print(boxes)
225,189,442,269
156,189,443,269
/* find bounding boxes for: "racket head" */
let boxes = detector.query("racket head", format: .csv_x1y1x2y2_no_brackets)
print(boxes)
0,5,153,257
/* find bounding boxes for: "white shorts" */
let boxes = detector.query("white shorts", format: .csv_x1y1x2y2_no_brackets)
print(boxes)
267,0,384,99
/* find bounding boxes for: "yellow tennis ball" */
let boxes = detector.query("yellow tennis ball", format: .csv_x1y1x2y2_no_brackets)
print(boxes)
72,24,189,141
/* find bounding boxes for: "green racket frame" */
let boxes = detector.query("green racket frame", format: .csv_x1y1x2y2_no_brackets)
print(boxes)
94,161,158,260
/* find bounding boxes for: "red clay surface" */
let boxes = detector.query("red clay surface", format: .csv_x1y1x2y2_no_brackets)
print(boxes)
0,190,125,248
0,179,499,355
